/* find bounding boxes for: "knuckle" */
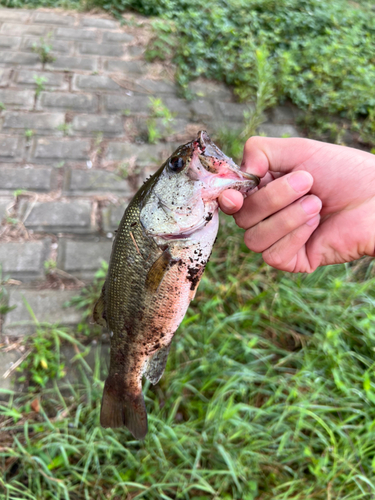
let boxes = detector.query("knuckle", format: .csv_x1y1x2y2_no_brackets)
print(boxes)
262,246,284,269
244,227,264,253
233,211,249,229
244,135,262,151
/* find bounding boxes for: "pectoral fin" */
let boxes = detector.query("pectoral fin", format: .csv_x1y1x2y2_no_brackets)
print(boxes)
145,248,178,293
93,283,107,327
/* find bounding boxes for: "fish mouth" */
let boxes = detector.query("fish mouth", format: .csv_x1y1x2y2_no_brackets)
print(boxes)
192,130,260,195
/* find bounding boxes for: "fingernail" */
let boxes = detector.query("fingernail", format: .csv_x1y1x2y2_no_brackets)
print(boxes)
221,195,237,210
306,215,320,226
301,196,321,215
288,172,311,193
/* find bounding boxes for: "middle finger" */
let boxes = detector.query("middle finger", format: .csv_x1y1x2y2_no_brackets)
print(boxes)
234,171,314,229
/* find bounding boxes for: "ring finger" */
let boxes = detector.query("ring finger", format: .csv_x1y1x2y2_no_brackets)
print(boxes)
234,171,314,229
244,194,322,253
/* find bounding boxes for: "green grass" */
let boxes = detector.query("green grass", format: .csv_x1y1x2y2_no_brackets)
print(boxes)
1,217,375,499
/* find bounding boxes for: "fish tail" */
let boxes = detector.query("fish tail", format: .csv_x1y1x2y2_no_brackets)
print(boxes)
100,375,148,439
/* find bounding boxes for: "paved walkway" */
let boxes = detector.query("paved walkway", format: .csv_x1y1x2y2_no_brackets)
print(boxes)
0,7,299,342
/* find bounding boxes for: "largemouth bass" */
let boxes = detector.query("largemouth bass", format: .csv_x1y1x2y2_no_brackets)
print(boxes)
94,131,259,439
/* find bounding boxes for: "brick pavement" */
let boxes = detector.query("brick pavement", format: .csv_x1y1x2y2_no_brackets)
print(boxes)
0,7,300,340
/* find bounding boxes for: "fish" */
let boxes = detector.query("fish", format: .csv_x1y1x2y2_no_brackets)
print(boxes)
93,130,259,439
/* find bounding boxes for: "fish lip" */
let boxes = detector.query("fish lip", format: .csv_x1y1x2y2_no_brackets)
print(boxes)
238,170,260,184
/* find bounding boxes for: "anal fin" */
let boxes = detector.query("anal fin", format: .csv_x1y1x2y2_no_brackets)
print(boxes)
144,343,172,385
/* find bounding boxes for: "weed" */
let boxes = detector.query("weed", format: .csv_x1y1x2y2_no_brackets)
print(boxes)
5,216,19,225
56,122,72,136
24,129,34,140
146,97,175,144
0,101,5,111
117,160,141,179
33,75,48,97
32,34,55,65
67,261,108,337
44,259,57,273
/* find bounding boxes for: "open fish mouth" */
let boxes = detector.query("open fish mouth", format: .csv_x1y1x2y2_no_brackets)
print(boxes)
191,131,260,196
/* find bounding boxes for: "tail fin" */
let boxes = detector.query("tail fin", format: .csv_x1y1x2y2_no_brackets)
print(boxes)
100,376,148,440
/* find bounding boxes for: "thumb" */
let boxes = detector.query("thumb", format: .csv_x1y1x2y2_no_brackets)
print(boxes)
241,136,321,177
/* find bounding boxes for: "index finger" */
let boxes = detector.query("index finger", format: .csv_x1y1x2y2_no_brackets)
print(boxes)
241,136,325,178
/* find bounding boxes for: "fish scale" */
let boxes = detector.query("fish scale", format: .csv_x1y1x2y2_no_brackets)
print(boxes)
93,131,259,439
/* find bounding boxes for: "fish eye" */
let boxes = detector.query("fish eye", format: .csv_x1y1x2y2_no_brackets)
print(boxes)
168,156,185,173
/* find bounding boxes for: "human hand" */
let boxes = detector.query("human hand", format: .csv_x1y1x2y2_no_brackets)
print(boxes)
219,137,375,272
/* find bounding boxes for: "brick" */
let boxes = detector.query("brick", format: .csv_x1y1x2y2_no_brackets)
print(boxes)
22,37,73,54
106,141,176,167
57,239,112,277
0,9,32,22
67,169,133,194
163,97,192,117
127,45,143,57
0,51,42,67
78,42,124,57
258,124,300,138
72,74,120,91
0,89,34,109
0,136,19,159
102,202,127,231
188,79,233,101
191,99,214,120
34,12,75,25
137,117,188,138
104,93,150,114
0,167,52,191
46,56,97,72
15,70,67,90
269,105,298,124
0,239,51,280
0,196,13,222
38,91,98,113
22,200,93,234
3,111,64,131
103,31,134,43
34,138,90,160
3,289,82,336
81,17,118,29
71,114,123,135
0,35,21,49
1,23,47,36
0,68,12,87
134,79,177,95
105,59,145,75
216,101,252,122
55,27,98,41
0,349,22,393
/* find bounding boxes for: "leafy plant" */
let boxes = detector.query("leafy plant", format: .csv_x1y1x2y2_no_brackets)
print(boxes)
0,101,5,111
56,122,72,136
33,75,48,97
24,129,34,139
32,33,55,65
